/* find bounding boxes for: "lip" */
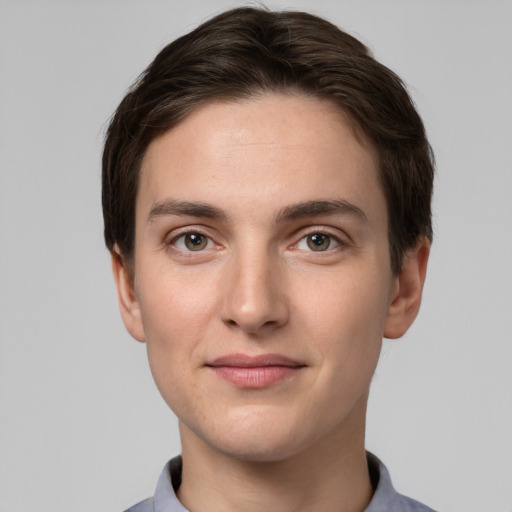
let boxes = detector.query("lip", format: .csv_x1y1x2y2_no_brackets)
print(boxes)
206,353,306,389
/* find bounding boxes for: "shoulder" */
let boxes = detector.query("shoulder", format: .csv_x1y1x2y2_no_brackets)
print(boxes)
394,493,437,512
122,457,182,512
123,497,154,512
366,452,437,512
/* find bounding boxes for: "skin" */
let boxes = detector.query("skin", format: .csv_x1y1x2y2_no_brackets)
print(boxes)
112,93,430,512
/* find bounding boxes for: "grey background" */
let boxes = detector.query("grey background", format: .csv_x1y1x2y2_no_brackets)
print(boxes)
1,1,511,511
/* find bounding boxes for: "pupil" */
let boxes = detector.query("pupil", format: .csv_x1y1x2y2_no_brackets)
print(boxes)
308,233,330,251
189,234,202,245
185,233,207,250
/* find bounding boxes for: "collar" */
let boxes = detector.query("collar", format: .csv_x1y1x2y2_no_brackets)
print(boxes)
139,452,433,512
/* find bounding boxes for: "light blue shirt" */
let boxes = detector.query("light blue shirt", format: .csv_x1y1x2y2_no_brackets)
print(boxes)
124,452,436,512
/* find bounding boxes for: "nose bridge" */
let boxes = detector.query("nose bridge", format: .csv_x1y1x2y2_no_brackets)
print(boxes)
221,239,288,333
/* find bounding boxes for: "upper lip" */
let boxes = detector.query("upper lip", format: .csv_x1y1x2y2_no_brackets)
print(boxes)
206,353,305,368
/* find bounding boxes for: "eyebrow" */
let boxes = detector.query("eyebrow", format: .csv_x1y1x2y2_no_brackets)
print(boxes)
275,199,368,223
147,198,367,224
148,200,227,222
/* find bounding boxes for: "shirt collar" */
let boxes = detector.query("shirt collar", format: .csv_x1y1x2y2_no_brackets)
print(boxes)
152,452,405,512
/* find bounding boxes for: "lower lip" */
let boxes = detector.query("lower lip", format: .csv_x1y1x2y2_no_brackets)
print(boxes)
210,366,301,388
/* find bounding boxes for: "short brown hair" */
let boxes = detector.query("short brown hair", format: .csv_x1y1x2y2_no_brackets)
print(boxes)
102,7,434,274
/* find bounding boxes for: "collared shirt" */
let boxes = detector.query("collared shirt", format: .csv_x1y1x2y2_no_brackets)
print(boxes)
124,452,436,512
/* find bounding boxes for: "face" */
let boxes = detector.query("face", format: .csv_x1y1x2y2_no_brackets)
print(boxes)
113,93,427,462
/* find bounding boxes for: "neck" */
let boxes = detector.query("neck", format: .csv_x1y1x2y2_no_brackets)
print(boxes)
177,412,373,512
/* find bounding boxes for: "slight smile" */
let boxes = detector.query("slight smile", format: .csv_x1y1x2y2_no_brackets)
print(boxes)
206,354,306,389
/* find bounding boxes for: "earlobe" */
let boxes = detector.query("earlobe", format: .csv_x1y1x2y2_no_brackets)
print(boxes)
384,238,430,339
111,248,146,342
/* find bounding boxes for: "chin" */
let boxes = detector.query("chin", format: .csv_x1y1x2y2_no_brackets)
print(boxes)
202,414,320,463
213,434,306,463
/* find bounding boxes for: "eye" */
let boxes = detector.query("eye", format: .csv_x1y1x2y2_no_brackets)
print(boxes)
173,232,214,251
296,232,340,252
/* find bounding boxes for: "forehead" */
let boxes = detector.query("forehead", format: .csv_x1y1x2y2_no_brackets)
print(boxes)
138,93,383,223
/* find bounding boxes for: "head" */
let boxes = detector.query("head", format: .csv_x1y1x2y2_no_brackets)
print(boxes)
102,7,434,278
102,7,434,462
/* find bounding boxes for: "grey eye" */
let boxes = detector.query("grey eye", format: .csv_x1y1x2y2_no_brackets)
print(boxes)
174,232,212,251
185,233,207,251
307,233,331,251
296,232,340,252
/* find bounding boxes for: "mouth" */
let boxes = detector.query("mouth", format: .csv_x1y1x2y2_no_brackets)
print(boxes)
205,353,306,389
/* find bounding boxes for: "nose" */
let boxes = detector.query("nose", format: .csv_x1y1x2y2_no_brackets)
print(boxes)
220,248,289,335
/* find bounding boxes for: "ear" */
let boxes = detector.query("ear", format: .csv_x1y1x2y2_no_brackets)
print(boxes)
384,238,430,339
111,248,146,342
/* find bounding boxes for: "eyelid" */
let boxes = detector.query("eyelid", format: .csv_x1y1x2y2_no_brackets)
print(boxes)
291,226,349,246
294,225,350,243
164,224,350,253
296,233,341,251
174,233,214,251
166,226,220,251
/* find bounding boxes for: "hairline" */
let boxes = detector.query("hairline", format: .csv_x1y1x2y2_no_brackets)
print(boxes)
122,90,392,280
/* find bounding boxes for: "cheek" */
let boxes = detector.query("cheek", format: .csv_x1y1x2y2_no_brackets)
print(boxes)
297,264,390,340
295,265,390,384
137,264,217,341
135,269,217,398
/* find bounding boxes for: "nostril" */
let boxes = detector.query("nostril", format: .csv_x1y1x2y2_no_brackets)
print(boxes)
220,275,290,333
224,317,282,335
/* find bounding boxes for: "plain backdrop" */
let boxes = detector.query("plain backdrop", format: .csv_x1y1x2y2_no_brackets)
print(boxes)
1,1,511,511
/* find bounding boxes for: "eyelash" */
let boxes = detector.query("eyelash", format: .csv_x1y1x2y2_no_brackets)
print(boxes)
293,230,345,253
167,227,347,254
168,228,216,252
